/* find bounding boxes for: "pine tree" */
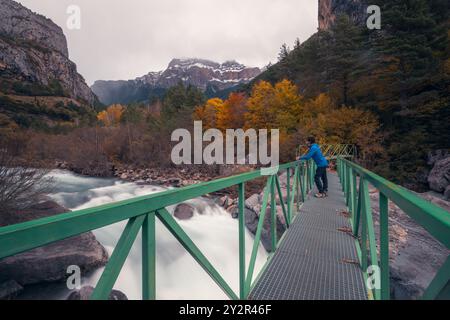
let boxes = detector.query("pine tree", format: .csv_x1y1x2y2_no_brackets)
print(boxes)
278,43,290,62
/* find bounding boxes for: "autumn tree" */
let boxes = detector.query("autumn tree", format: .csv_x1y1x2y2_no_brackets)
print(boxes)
272,80,303,133
245,80,302,133
97,104,125,127
244,80,276,129
193,98,224,129
216,93,247,130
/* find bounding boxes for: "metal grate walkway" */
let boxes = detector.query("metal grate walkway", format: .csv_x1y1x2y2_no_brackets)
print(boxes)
249,172,368,300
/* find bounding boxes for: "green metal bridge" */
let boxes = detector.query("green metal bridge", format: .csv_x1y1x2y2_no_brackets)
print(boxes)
0,158,449,300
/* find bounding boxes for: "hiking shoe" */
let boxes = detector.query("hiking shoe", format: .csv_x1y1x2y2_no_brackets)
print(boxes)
314,193,325,198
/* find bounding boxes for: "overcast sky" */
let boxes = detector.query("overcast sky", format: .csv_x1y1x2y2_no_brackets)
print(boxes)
18,0,318,85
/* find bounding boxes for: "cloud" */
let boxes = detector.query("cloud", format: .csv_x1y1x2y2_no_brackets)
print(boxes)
18,0,318,85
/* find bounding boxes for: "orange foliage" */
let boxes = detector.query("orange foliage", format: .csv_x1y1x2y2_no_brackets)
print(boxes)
216,92,247,130
191,79,382,163
97,104,125,127
193,98,224,129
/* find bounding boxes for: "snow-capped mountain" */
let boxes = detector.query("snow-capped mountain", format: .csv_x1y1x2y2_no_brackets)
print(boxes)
91,58,261,105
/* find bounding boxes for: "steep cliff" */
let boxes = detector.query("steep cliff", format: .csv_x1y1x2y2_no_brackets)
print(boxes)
318,0,367,31
0,0,98,129
0,0,68,56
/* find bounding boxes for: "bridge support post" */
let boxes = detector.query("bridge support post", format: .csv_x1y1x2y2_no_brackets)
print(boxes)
360,179,369,272
271,176,277,252
300,164,306,203
348,169,355,214
142,213,156,300
238,183,246,299
287,168,291,224
297,166,301,211
379,193,390,300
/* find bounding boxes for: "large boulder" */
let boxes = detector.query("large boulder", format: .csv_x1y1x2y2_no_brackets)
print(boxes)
67,286,127,300
174,203,195,220
0,280,23,300
0,201,108,287
428,157,450,193
242,208,271,251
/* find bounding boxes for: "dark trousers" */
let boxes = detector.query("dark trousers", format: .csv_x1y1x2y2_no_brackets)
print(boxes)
315,166,328,193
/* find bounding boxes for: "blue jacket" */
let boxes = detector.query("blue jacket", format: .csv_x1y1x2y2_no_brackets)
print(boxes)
299,144,329,167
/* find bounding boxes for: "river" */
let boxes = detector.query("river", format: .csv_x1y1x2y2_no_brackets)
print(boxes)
46,170,268,300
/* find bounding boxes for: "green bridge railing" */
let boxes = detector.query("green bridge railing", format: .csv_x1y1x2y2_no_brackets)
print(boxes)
2,157,448,300
338,158,450,300
297,144,357,160
0,160,316,300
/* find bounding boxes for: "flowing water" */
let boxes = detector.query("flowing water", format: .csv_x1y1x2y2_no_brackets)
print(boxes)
47,170,268,300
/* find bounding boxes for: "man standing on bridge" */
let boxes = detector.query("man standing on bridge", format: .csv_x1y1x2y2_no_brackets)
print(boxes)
299,137,329,198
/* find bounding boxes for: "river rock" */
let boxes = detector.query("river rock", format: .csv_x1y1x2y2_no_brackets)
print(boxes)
0,201,108,287
67,286,127,300
245,194,260,212
227,205,238,218
241,201,287,252
174,203,195,220
445,186,450,201
428,157,450,193
217,196,234,209
216,196,227,207
168,178,181,187
243,208,271,250
0,280,23,300
427,149,450,166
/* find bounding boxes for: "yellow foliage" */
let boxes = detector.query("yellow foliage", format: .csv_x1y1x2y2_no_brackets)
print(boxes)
245,79,302,132
193,98,224,129
97,104,125,127
244,80,276,129
190,79,382,163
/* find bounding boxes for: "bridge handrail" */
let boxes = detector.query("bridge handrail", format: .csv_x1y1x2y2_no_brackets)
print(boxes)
0,159,316,300
297,144,357,160
338,158,450,300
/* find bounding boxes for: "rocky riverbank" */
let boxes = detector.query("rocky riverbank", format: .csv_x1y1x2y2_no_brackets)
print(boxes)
367,187,450,299
56,160,217,187
0,200,108,300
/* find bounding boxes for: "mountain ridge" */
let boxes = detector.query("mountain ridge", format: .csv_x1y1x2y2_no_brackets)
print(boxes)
91,58,260,105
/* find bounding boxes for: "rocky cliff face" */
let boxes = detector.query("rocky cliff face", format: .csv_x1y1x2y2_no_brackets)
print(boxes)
318,0,367,31
157,58,261,91
0,0,97,106
92,58,261,105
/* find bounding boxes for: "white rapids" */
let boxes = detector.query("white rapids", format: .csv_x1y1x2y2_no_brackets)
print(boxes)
47,170,268,300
